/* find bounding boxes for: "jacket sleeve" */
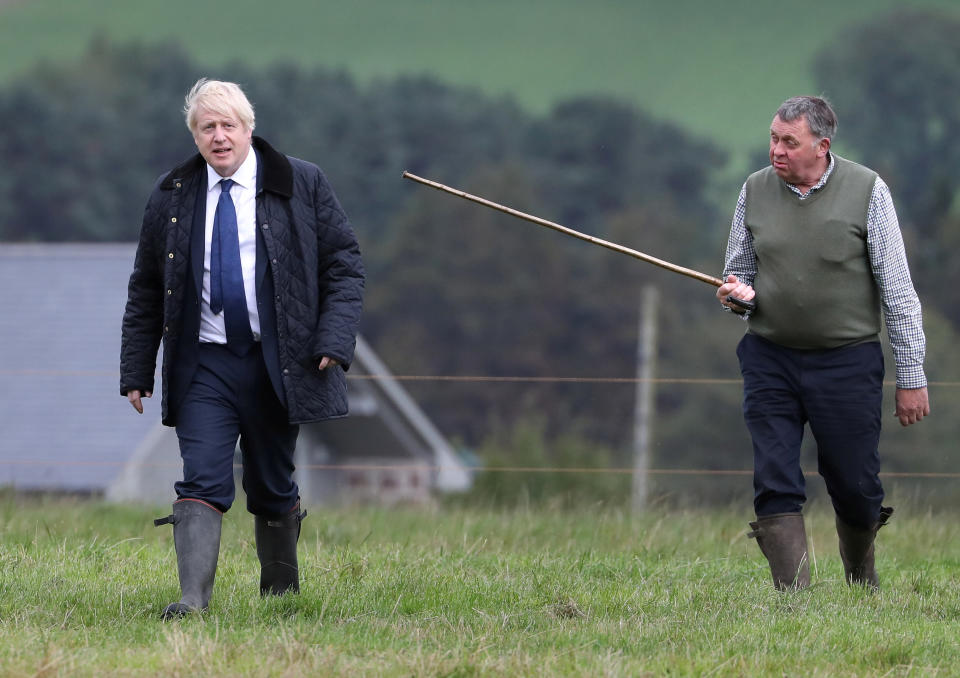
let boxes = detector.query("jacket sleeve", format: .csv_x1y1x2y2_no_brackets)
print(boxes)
120,184,166,395
311,169,365,370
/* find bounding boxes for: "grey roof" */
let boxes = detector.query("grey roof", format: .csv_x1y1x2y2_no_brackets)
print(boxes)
0,243,157,491
1,243,469,496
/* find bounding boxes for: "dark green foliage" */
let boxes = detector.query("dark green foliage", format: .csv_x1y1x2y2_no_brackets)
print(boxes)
525,97,723,232
0,37,199,241
814,9,960,326
814,9,960,231
449,419,632,509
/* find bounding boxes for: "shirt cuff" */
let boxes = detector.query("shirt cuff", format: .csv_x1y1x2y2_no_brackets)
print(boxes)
896,366,927,390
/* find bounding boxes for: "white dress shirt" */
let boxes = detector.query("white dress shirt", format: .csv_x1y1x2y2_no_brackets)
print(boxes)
199,149,262,344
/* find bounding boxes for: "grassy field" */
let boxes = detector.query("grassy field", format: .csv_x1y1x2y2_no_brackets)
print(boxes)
1,0,958,172
2,494,959,677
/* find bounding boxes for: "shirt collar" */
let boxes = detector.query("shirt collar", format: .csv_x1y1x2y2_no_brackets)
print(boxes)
206,146,258,193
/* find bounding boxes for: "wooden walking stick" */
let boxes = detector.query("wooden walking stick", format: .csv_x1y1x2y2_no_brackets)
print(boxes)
401,171,755,311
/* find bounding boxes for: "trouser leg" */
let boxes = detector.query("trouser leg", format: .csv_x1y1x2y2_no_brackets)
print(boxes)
737,334,808,517
231,344,303,595
174,345,246,512
236,345,300,517
807,340,885,529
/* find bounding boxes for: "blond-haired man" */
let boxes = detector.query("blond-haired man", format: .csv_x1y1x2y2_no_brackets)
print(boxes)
121,79,364,618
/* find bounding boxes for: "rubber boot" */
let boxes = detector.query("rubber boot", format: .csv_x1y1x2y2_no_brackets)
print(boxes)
255,503,306,595
836,506,893,589
154,499,223,619
747,512,811,590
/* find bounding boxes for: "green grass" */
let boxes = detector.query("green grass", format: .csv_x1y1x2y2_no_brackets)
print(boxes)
1,0,958,173
2,495,959,676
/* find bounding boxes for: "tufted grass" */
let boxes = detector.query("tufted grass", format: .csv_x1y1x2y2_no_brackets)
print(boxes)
1,493,959,677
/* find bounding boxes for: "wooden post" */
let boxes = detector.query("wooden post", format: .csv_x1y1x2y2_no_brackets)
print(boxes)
632,285,658,513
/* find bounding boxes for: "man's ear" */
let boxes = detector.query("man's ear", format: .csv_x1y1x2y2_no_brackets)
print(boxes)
816,136,831,158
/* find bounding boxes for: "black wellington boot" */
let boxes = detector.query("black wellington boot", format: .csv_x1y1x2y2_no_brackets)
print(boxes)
154,499,223,619
255,504,306,595
747,512,811,590
836,506,893,589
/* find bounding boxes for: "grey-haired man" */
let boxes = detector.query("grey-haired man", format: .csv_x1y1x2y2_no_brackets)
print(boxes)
717,96,929,591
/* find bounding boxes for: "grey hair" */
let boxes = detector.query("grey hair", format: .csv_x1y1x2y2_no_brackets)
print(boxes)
776,96,837,142
183,79,256,133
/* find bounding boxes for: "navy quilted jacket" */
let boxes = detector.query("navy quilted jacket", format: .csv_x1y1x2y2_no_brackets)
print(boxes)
120,137,364,425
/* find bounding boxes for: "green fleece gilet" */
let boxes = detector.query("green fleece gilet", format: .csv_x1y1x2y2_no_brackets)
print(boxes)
745,155,880,349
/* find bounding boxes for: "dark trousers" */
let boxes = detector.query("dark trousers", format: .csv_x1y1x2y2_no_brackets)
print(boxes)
175,343,300,516
737,333,884,529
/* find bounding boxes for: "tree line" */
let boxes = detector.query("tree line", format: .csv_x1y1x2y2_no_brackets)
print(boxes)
1,9,957,504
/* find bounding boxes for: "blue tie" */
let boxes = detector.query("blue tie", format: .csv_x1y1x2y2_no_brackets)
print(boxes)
210,179,254,355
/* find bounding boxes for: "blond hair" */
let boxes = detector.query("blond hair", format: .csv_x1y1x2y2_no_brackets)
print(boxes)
183,79,256,133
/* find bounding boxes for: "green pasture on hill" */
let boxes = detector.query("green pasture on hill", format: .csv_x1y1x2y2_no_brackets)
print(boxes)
2,496,960,677
1,0,958,172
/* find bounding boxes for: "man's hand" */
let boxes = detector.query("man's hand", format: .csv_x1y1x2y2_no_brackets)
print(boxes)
717,274,755,310
127,389,152,414
895,387,930,427
318,357,340,371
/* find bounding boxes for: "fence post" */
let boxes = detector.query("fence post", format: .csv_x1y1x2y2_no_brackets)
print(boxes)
632,285,658,513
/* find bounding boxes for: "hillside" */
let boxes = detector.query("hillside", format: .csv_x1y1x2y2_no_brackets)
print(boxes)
1,0,957,170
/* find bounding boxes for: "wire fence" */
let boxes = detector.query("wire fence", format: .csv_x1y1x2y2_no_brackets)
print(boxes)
3,458,960,480
4,368,960,387
2,369,956,480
